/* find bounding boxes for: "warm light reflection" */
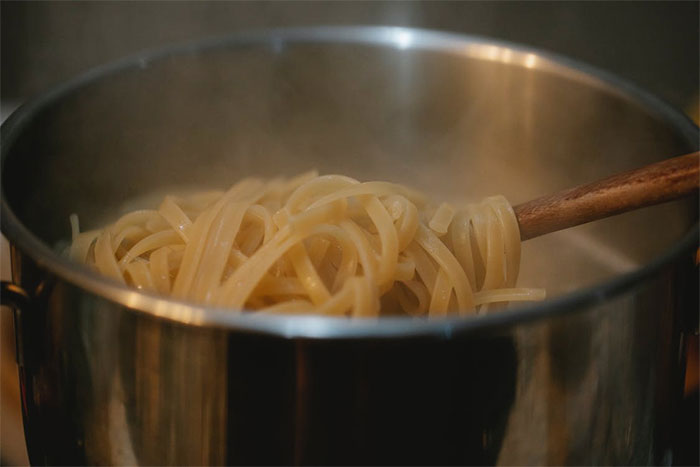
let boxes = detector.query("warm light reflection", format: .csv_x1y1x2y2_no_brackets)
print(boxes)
524,53,538,69
466,44,539,69
124,291,144,309
501,49,513,63
485,45,501,61
150,299,205,325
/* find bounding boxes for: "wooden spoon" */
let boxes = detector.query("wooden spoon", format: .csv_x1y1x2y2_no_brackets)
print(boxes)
514,151,700,241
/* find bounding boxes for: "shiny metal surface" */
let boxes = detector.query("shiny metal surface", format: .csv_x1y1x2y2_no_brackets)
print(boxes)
1,27,698,464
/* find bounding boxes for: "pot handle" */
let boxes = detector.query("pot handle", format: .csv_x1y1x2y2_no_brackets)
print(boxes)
1,281,30,366
1,281,31,310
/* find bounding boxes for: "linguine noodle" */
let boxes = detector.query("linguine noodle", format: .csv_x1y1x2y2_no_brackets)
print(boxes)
69,171,544,317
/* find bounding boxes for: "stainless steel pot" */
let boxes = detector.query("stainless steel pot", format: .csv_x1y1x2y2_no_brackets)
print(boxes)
1,27,698,465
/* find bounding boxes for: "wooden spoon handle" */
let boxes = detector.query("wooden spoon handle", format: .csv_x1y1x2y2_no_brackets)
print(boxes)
514,151,700,241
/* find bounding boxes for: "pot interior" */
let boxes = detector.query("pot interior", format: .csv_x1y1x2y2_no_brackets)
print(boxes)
2,30,697,300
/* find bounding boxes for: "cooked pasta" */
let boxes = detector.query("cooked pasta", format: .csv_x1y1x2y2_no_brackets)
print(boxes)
69,171,544,316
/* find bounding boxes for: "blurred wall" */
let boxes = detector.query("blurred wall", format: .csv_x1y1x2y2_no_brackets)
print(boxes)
2,1,699,111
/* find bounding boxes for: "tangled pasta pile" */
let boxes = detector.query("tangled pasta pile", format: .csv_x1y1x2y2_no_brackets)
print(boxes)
70,172,544,316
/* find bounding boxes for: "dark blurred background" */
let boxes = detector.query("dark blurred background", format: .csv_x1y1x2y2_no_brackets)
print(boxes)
1,1,698,465
1,1,699,112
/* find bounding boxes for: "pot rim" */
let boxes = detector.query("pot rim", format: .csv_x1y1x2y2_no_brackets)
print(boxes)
2,25,698,338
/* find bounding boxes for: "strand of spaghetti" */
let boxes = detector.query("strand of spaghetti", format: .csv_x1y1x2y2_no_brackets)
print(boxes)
351,275,378,317
149,246,173,294
339,219,378,290
243,205,275,246
397,280,430,316
70,231,100,263
474,288,546,305
215,225,305,306
414,224,474,311
69,213,80,243
252,276,306,297
307,237,331,269
247,296,267,308
260,299,314,314
191,201,252,303
311,225,358,293
488,196,521,287
479,205,506,290
317,252,338,292
171,180,266,297
285,175,359,213
166,248,186,281
159,196,193,242
145,214,169,233
108,210,158,236
287,199,348,233
275,170,320,200
171,210,224,297
450,207,477,288
468,204,489,287
315,279,356,316
124,260,156,291
363,196,399,288
227,248,249,269
112,225,150,252
94,231,124,283
221,229,304,307
394,256,416,282
287,242,332,305
429,202,455,236
238,224,265,257
383,195,419,252
118,230,183,269
175,190,224,215
428,269,453,316
307,181,423,211
405,243,438,291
